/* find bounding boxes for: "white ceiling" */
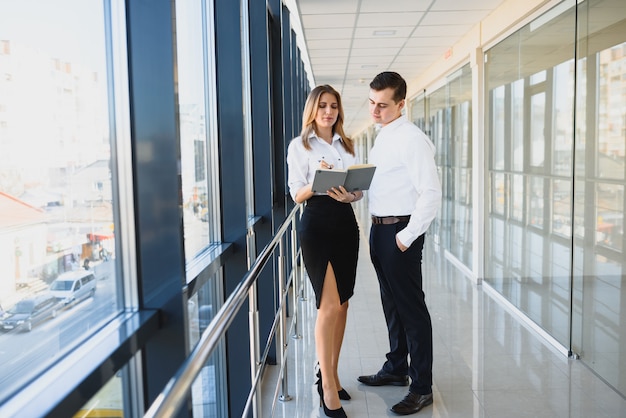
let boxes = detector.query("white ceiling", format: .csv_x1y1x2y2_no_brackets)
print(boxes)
293,0,508,135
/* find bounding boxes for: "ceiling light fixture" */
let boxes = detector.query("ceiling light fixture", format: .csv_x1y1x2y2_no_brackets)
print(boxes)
373,30,396,36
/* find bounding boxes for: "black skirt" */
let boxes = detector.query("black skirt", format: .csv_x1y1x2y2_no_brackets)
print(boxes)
298,196,359,308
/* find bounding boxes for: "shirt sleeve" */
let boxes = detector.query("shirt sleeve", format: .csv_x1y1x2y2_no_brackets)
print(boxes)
396,132,442,247
286,139,310,202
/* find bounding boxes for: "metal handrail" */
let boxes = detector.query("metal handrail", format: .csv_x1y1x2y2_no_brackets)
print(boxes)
144,204,303,418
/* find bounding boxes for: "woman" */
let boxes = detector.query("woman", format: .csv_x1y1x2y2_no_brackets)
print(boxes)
287,85,362,418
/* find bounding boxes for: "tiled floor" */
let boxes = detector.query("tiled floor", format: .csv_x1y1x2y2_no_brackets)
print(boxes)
260,232,626,417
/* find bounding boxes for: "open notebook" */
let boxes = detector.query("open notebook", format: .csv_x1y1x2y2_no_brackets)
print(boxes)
311,164,376,193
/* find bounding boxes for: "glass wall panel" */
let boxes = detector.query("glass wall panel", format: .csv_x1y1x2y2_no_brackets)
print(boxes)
187,271,225,418
572,0,626,396
419,64,472,268
175,0,217,261
552,178,572,237
352,131,371,226
492,86,505,171
529,92,546,168
511,174,524,221
447,66,473,268
511,80,524,172
428,86,447,248
0,0,122,402
73,367,125,417
409,94,427,132
484,2,576,348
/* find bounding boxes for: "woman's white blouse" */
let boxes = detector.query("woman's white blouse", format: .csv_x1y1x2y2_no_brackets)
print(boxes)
287,132,359,201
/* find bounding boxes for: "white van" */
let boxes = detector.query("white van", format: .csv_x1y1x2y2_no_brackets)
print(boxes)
50,270,97,305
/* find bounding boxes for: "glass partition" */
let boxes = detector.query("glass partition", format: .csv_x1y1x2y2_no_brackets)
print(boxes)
410,93,427,132
419,64,472,267
428,86,447,247
447,66,473,268
572,0,626,395
484,2,576,348
485,3,626,396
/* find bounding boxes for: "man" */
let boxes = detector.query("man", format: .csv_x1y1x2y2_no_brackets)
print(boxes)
358,71,441,415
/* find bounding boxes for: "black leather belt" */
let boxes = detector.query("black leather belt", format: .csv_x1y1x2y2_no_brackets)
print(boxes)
371,216,411,225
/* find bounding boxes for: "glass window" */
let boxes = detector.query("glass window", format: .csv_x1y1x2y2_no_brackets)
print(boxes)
187,271,225,417
175,0,218,261
529,92,546,168
457,102,471,168
426,66,474,269
429,88,447,168
484,0,576,349
409,94,427,132
73,368,124,418
428,88,447,247
529,176,545,228
595,183,623,251
530,70,546,85
511,174,524,221
511,80,524,172
492,172,506,215
447,65,473,267
552,61,574,176
552,178,571,237
596,44,626,182
0,0,122,402
174,1,225,414
491,86,506,171
572,2,626,397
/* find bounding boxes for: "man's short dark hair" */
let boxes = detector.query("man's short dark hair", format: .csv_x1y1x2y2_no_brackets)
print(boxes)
370,71,407,103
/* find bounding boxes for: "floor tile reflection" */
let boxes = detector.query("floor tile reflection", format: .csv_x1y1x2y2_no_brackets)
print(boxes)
261,235,626,417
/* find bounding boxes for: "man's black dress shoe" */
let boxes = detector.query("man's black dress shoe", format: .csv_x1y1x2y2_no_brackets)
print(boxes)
391,391,433,415
357,370,409,386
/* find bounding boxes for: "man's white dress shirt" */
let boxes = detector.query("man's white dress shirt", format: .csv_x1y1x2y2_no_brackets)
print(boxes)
368,115,442,247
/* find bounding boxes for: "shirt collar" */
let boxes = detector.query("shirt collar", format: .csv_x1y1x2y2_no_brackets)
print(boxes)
378,114,407,132
309,131,343,144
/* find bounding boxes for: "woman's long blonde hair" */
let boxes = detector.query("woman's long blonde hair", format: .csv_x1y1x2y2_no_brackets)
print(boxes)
299,84,354,155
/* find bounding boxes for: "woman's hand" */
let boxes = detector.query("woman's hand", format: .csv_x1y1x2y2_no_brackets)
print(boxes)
327,186,356,203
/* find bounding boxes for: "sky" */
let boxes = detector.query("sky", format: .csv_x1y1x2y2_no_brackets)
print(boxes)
0,0,107,70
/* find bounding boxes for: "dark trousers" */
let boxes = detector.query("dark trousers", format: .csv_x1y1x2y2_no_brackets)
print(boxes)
369,223,433,395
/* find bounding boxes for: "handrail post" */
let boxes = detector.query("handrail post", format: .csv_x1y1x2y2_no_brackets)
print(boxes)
246,228,261,417
277,236,292,402
290,217,302,339
298,205,307,301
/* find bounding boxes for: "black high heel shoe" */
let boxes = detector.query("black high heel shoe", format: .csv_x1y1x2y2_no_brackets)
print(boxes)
315,377,347,418
322,400,347,418
338,388,351,401
317,369,351,400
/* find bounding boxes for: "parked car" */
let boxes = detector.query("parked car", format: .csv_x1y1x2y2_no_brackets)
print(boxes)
0,293,61,332
50,270,97,305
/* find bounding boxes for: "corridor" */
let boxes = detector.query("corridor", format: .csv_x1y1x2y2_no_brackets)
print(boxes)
263,231,626,417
